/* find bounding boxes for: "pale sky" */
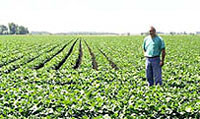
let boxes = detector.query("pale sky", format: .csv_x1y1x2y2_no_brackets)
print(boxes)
0,0,200,34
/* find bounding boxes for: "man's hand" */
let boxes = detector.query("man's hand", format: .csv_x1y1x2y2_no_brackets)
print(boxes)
160,49,165,67
160,60,164,67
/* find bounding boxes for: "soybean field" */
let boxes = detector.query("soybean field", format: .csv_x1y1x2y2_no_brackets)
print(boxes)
0,35,199,118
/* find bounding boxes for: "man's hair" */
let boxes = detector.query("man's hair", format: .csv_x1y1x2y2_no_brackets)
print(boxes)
150,26,156,32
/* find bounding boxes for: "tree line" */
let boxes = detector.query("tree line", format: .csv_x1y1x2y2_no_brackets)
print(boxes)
0,23,29,35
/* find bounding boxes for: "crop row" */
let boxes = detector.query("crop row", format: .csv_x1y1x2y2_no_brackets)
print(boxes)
0,35,199,118
0,38,120,76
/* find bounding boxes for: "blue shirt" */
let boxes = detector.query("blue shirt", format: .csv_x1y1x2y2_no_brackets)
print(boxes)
143,35,165,57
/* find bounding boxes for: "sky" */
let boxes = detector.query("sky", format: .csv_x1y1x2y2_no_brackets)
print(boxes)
0,0,200,34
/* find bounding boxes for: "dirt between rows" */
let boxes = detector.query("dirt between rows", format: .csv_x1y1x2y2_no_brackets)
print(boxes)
54,39,78,70
84,40,98,70
73,40,83,69
98,48,119,70
33,39,74,70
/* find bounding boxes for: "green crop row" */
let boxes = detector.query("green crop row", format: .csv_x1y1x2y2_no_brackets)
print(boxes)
0,35,199,118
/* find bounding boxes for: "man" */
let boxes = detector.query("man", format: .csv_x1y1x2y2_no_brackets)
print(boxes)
143,26,166,86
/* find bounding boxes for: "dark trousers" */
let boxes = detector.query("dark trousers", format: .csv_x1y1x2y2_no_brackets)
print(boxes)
146,57,162,86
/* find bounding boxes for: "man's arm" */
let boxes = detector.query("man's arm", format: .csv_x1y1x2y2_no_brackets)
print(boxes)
160,37,165,66
143,38,146,56
160,49,165,67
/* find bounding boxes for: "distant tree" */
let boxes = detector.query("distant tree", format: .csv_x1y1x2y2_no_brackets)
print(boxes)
26,28,29,34
8,23,18,34
16,26,29,34
170,32,176,35
0,25,8,35
8,23,29,35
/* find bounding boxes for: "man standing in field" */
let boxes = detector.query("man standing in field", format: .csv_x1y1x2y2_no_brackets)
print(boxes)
143,26,166,86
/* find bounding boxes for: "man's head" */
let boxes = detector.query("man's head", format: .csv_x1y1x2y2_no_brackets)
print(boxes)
149,26,156,37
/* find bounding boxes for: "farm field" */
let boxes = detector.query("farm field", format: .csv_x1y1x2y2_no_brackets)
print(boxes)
0,35,199,118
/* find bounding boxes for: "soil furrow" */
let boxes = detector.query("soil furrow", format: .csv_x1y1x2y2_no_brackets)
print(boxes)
98,48,119,70
0,44,50,68
3,44,56,74
84,40,98,70
0,56,24,68
54,39,78,70
2,44,40,59
33,40,74,70
46,45,58,53
73,40,83,69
